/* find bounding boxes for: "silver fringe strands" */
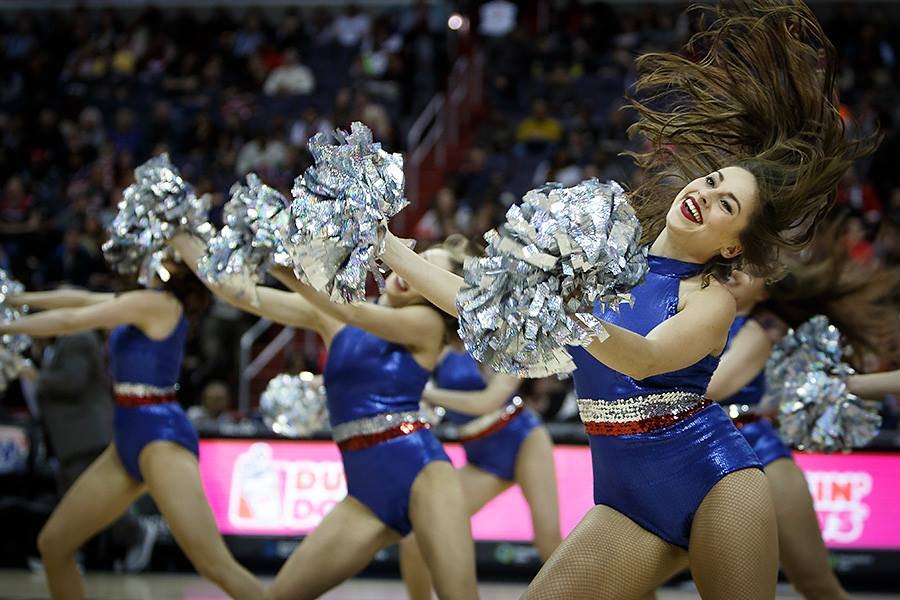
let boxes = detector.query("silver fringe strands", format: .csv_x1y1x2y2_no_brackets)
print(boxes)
766,315,881,452
198,173,292,306
259,372,329,437
103,154,211,285
287,122,406,303
456,179,647,377
0,269,31,392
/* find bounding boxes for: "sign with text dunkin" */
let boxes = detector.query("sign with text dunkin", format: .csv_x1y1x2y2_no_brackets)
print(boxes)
198,439,900,549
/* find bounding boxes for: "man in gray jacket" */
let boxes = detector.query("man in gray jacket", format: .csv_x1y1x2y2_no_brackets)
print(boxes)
24,331,155,571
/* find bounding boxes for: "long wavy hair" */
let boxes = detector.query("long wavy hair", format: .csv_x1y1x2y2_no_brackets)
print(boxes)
625,0,881,282
763,218,900,366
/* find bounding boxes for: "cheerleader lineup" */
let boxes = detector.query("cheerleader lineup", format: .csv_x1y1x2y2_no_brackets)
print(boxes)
2,1,899,599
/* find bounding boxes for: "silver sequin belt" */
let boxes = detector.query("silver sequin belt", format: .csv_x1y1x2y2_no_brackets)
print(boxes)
577,391,711,435
455,396,525,441
114,383,178,407
332,410,431,450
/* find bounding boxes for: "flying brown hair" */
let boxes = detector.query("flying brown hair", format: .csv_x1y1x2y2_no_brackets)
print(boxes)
764,217,900,366
625,0,881,281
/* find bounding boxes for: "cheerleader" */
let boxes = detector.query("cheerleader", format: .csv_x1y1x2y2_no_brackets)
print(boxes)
399,246,561,600
374,1,876,596
710,242,899,599
1,267,263,600
169,233,477,600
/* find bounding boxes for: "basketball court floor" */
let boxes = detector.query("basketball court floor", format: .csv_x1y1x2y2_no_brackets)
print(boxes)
2,571,900,600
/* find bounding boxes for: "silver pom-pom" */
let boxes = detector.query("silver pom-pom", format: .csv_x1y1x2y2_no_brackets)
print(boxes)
456,179,647,377
198,174,292,306
0,269,31,392
259,372,329,437
766,315,881,452
287,122,406,303
103,154,211,285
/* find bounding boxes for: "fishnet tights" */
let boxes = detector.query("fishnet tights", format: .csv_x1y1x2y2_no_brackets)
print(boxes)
689,468,779,599
523,505,687,600
524,469,778,600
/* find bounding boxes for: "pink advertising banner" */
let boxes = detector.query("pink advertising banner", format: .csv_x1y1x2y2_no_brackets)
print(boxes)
198,439,900,549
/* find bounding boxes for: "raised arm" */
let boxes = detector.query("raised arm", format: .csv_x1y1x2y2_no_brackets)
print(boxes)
705,318,774,402
423,373,520,416
585,283,736,381
169,233,336,337
847,369,900,399
380,230,464,317
0,290,178,339
5,289,115,310
271,264,445,351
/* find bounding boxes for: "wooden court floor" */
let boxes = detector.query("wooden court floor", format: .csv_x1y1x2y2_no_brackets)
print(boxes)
2,570,900,600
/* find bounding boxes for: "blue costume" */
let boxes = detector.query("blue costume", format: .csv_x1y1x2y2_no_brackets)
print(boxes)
434,350,542,481
323,325,449,535
109,313,197,482
568,255,761,549
722,316,793,466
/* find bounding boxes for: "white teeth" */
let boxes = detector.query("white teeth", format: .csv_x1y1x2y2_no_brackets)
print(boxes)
687,198,701,223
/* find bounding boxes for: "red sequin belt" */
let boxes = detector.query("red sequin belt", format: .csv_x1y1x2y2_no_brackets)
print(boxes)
456,397,526,442
578,391,711,435
333,411,431,452
114,383,178,407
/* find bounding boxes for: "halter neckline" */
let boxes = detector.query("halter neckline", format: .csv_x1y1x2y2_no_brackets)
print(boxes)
647,254,704,279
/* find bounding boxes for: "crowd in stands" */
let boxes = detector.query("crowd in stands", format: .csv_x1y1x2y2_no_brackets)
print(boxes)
1,0,899,427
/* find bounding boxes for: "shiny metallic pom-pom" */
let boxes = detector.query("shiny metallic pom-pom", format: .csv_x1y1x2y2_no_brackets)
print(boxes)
0,269,31,392
287,122,407,303
766,315,881,452
456,179,647,377
103,153,210,286
198,173,292,306
259,372,329,438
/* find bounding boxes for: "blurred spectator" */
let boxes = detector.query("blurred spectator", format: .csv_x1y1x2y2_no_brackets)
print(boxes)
188,380,234,424
326,5,372,49
515,99,563,150
352,90,392,143
235,127,288,176
837,167,883,225
479,0,518,38
263,49,315,96
289,107,332,148
414,187,467,243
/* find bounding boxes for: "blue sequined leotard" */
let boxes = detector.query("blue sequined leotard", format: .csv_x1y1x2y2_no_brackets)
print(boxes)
723,316,792,466
109,313,197,482
323,324,449,535
568,255,761,549
434,350,542,481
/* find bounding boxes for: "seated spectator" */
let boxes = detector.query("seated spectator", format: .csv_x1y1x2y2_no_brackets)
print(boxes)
326,5,372,49
235,127,288,176
289,107,333,148
188,380,234,425
352,90,392,143
515,99,563,150
479,0,518,38
263,48,315,96
414,187,467,243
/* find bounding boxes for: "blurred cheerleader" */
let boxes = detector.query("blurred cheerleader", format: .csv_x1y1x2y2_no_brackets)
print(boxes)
1,267,263,600
398,242,562,600
711,229,899,599
374,1,878,597
169,232,478,600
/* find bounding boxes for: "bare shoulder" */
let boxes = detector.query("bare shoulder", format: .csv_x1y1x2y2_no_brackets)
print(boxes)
679,276,735,312
114,290,183,337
